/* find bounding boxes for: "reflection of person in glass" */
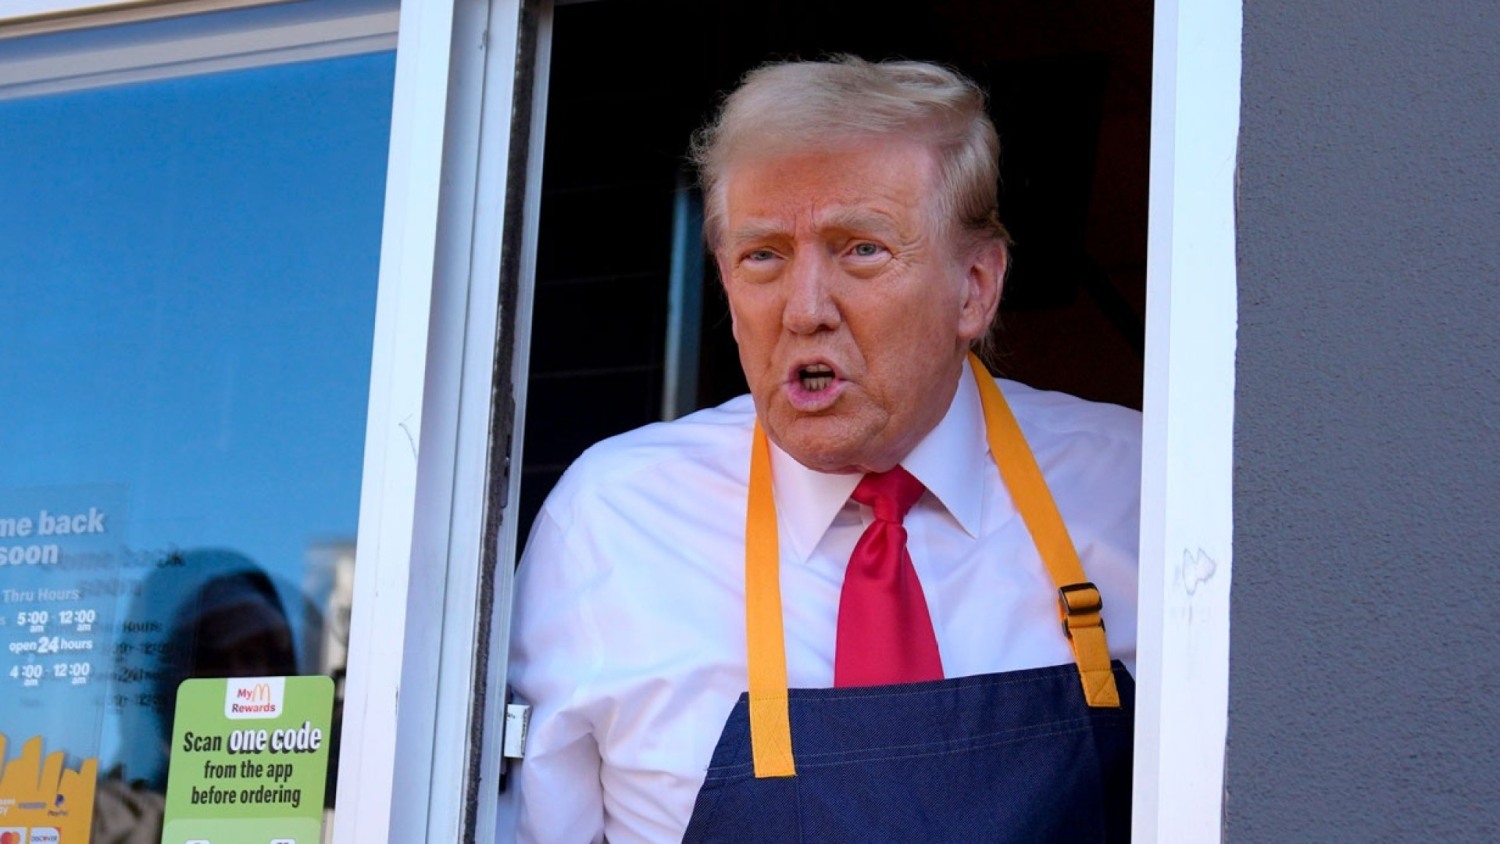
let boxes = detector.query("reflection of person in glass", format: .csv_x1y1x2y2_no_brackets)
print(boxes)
160,565,300,688
92,549,304,844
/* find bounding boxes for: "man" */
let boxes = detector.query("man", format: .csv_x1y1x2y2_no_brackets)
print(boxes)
500,56,1140,842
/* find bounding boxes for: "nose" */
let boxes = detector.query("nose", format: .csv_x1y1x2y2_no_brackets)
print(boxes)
782,252,840,334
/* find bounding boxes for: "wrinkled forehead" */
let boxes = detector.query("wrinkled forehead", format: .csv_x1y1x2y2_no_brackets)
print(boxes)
712,138,947,247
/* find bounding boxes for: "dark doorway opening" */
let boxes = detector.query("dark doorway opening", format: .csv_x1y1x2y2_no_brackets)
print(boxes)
518,0,1152,543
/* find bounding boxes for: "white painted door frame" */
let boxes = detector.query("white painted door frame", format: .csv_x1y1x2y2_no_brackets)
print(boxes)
1133,1,1241,841
332,0,546,841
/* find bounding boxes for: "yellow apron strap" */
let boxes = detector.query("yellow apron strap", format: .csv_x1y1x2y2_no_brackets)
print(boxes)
745,423,796,777
967,352,1121,708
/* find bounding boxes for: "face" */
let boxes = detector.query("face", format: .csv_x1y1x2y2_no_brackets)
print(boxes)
717,139,1004,474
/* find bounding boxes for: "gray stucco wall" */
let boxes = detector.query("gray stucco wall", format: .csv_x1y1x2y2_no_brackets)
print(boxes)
1230,2,1500,840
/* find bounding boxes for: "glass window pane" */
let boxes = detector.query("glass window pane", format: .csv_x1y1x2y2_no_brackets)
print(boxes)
0,50,394,841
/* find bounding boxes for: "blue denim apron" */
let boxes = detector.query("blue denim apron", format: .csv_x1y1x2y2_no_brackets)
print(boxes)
682,354,1133,842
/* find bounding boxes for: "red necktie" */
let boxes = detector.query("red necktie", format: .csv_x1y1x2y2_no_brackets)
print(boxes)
833,466,944,687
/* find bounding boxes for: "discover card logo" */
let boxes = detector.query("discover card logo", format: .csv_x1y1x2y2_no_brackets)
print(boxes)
225,676,286,719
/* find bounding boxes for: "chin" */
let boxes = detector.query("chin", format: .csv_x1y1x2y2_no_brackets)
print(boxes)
789,451,861,474
761,401,892,474
775,431,879,474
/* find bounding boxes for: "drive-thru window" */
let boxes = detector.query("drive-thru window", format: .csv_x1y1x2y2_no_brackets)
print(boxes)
0,1,1237,841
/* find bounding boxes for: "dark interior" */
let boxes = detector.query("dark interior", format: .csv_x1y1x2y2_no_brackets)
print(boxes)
519,0,1153,543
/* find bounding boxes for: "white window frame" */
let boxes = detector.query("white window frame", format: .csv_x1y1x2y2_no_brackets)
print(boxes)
338,0,547,840
1133,0,1241,840
0,0,296,39
0,1,544,841
0,3,397,98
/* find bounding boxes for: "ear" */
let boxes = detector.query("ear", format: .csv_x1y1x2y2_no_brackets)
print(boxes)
956,241,1006,344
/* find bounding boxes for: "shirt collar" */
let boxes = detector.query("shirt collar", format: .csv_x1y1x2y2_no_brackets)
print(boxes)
901,361,985,539
768,361,987,563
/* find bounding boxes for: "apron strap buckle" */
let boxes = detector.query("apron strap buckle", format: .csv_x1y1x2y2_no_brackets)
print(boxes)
1056,581,1120,707
1057,582,1105,639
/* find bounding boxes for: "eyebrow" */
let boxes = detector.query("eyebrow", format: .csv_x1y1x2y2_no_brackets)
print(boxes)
724,207,903,249
723,220,789,249
817,208,901,237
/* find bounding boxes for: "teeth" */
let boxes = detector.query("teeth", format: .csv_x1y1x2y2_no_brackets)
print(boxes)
803,375,832,390
798,364,834,391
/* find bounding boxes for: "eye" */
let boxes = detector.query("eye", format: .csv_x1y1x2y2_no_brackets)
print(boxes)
734,247,783,282
848,241,885,258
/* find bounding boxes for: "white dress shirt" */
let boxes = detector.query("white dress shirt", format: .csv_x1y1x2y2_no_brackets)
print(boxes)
497,365,1141,843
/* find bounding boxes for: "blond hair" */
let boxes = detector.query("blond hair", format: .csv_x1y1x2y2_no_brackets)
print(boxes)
689,55,1010,256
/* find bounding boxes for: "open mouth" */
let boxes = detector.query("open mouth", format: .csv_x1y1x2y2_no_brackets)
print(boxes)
797,363,835,392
